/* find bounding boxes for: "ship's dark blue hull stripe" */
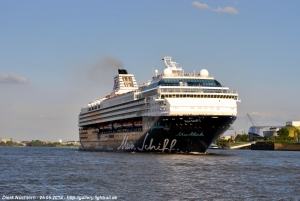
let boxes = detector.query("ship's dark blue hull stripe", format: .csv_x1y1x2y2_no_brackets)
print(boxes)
81,115,236,153
132,115,235,152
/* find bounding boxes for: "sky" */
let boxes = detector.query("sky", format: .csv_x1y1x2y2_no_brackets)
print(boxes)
1,0,300,141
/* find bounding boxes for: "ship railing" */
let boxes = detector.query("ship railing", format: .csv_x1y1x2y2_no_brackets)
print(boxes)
160,88,202,93
159,88,238,94
152,73,214,79
138,73,216,88
80,105,149,123
138,82,151,88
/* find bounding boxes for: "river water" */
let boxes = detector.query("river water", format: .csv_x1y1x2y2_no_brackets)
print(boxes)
0,147,299,201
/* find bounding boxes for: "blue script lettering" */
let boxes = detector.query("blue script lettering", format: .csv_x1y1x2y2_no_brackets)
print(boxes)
118,135,135,150
175,132,204,137
144,122,164,131
137,133,177,153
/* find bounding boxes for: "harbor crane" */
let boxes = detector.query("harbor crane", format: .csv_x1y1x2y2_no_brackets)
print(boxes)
247,113,259,126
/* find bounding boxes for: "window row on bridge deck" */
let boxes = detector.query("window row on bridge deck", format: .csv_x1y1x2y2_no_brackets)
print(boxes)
162,94,237,99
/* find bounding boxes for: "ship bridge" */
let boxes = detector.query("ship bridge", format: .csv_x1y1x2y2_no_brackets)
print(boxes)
140,78,223,92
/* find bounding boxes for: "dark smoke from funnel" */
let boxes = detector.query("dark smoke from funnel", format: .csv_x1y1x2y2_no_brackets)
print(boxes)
68,55,125,102
86,55,123,82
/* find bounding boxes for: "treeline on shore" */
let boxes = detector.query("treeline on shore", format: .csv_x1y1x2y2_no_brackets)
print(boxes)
0,140,78,147
216,134,250,148
216,127,300,148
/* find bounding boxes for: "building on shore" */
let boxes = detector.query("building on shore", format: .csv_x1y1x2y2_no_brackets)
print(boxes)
248,126,283,141
248,120,300,141
220,136,233,141
286,121,300,139
0,138,12,143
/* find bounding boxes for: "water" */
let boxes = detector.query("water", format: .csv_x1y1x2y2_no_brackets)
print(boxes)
0,147,299,201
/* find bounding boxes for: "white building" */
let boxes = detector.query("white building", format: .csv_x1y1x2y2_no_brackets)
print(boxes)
286,121,300,127
0,138,12,143
248,126,283,140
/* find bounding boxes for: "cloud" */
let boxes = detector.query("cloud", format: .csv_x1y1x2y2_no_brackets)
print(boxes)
246,112,300,125
0,73,28,84
250,112,270,120
38,115,47,119
213,6,238,14
192,1,238,14
37,114,58,119
192,1,210,10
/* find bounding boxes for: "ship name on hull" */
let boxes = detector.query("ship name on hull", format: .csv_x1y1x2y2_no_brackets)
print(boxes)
144,122,165,131
176,132,204,137
118,133,177,153
184,119,201,123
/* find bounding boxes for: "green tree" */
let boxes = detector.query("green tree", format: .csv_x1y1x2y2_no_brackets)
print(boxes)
216,138,228,148
5,141,16,146
52,142,61,146
235,134,249,142
295,129,300,142
26,140,45,146
278,127,290,140
0,141,6,146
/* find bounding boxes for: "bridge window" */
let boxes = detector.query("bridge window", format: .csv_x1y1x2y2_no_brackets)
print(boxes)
159,78,222,87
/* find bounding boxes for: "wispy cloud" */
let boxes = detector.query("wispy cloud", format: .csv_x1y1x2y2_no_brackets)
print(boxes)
213,6,238,14
250,112,270,120
37,114,58,120
192,1,238,14
192,1,210,10
244,112,300,125
39,115,47,119
0,73,28,84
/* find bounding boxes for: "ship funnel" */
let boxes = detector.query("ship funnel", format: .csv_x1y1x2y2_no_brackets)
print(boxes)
118,69,128,74
112,69,138,95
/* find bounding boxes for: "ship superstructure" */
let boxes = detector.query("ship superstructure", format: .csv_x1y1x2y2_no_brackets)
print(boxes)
78,56,240,152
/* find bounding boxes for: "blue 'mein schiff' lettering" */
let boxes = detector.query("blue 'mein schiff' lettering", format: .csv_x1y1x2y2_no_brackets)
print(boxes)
176,132,204,137
145,122,164,131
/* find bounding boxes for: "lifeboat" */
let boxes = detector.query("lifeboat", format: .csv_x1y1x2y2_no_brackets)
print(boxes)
122,121,133,128
134,120,142,127
113,122,122,129
103,123,112,130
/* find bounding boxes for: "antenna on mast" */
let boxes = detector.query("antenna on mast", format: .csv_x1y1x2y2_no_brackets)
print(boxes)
152,59,154,76
162,56,182,75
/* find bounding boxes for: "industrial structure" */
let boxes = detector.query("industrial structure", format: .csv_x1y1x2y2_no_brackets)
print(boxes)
248,120,300,141
248,126,282,141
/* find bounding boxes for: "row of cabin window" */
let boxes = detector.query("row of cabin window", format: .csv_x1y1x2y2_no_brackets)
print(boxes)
87,99,145,112
162,94,237,99
88,105,101,111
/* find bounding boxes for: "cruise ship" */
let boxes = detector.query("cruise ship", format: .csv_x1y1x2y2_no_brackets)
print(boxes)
78,56,240,153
